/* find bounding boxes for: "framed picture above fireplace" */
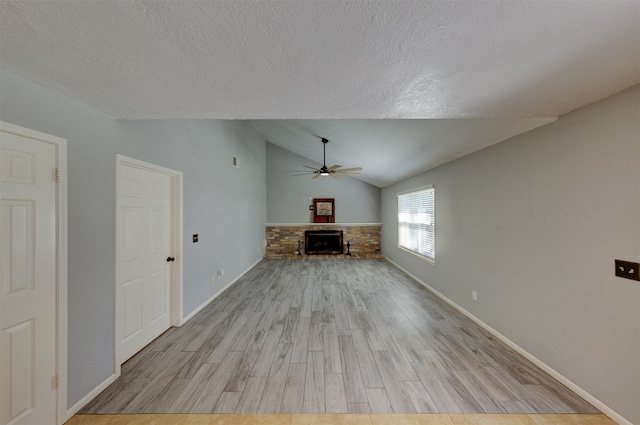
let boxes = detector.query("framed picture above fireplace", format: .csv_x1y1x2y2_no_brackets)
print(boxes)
313,198,335,223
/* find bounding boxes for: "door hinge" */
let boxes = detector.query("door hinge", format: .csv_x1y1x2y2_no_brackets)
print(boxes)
53,168,60,183
51,374,58,390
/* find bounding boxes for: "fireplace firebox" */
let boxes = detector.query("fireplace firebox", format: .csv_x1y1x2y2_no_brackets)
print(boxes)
304,230,344,255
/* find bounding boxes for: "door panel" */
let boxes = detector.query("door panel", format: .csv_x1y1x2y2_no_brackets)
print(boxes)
1,132,57,425
149,208,165,255
5,320,34,419
122,278,143,341
117,164,171,363
123,208,142,262
3,201,34,294
1,148,34,184
150,269,167,322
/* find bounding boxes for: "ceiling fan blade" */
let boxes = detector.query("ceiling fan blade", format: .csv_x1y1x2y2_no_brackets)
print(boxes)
289,138,360,181
290,172,316,176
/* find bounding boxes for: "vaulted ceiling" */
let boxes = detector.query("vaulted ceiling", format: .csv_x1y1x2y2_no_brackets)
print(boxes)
1,1,638,186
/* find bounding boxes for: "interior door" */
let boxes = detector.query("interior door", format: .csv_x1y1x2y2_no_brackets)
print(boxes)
1,132,58,425
117,163,172,363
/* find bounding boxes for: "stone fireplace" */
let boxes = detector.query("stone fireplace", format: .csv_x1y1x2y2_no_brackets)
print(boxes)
264,223,383,259
305,230,343,255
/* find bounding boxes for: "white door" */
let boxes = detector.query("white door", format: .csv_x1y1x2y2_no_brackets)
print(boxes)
1,132,57,425
117,163,172,363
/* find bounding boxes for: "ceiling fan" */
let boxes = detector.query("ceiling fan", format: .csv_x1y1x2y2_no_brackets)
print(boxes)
288,138,363,179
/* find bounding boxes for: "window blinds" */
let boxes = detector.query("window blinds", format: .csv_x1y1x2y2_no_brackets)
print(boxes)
398,186,435,260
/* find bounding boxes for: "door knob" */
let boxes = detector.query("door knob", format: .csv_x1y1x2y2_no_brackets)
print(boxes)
166,257,175,262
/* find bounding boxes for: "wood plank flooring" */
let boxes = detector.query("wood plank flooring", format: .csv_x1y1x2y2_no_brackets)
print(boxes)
66,413,617,425
81,259,599,415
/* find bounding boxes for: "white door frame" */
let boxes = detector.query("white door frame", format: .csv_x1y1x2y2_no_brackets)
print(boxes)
0,121,68,425
114,154,183,376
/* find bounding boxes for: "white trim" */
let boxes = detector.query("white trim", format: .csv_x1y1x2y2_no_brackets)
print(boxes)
0,121,69,425
397,245,436,265
55,135,68,425
0,121,67,145
114,155,183,376
396,183,434,196
181,258,263,325
65,373,117,419
266,223,382,227
169,170,184,326
385,257,633,425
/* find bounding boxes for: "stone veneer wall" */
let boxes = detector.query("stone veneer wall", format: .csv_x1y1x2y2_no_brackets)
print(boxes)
265,224,383,259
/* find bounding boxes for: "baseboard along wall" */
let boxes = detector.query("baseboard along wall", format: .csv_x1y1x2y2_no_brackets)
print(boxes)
385,257,632,425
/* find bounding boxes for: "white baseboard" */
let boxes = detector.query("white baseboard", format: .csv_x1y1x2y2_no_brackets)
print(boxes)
180,257,263,325
66,373,117,420
385,257,632,425
67,258,263,419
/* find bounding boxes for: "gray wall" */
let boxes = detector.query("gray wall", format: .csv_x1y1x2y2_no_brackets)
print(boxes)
0,71,267,408
266,142,381,223
382,86,640,424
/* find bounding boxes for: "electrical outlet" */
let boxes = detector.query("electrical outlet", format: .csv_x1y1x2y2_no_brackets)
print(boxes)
193,234,199,243
472,291,478,302
615,259,640,281
217,269,224,277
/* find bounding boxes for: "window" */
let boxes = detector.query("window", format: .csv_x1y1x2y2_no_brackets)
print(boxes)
398,185,435,261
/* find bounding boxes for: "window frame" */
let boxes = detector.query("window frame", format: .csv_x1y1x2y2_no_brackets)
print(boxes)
397,185,435,264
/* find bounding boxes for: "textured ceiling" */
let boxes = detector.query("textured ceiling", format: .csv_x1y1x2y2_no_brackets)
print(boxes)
1,1,638,186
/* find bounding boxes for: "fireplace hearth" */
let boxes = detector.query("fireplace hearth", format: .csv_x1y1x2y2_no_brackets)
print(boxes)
305,230,343,255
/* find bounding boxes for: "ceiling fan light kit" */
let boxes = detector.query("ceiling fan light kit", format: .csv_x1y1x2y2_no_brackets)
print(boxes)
288,138,363,180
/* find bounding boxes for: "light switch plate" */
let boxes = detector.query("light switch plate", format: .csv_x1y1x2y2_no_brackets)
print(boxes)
615,259,639,281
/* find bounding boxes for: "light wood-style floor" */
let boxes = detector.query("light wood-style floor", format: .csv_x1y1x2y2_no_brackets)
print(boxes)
81,259,599,416
67,413,616,425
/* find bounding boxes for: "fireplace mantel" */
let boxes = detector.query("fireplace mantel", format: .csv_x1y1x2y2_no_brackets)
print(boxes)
265,224,382,259
265,223,382,227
